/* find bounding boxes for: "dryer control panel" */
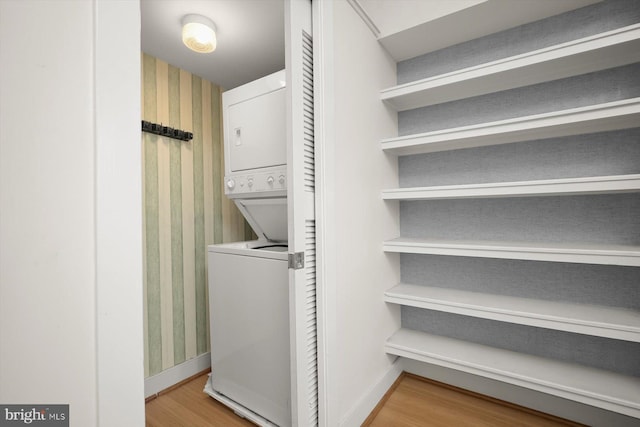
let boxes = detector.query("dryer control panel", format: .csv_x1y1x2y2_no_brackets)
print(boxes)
224,168,287,199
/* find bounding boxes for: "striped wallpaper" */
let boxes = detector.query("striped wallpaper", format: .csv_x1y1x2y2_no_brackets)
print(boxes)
141,53,254,377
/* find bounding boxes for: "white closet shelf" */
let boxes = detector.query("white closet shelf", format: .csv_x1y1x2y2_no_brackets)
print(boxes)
383,238,640,267
377,0,601,62
385,284,640,342
381,24,640,111
385,328,640,418
381,98,640,156
382,174,640,200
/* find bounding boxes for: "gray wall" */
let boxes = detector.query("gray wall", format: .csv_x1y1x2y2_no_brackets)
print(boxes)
398,63,640,135
399,128,640,187
401,254,640,310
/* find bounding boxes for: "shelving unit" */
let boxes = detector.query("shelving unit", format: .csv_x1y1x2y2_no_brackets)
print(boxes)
379,4,640,421
385,284,640,342
385,328,640,418
383,238,640,267
381,97,640,156
381,24,640,111
382,174,640,200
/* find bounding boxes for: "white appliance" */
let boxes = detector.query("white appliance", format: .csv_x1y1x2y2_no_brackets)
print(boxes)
223,69,287,200
204,70,291,427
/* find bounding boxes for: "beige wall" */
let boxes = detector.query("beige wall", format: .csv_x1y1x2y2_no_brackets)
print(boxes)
141,53,253,377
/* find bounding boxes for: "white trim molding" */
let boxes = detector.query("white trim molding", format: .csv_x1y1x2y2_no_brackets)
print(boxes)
313,0,336,425
339,361,403,427
144,352,211,398
345,0,380,37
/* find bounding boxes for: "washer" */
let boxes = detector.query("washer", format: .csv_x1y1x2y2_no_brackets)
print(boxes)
205,198,290,427
206,245,289,427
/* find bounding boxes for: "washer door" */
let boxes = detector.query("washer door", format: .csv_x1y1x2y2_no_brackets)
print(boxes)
234,198,288,243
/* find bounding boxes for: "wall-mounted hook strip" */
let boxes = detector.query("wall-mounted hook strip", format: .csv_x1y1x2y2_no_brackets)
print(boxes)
141,120,193,141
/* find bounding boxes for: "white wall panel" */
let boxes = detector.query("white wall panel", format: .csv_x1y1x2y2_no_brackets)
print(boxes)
318,1,400,425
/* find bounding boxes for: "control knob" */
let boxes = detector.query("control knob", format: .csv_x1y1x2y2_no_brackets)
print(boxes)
247,178,254,188
267,176,274,185
226,178,235,190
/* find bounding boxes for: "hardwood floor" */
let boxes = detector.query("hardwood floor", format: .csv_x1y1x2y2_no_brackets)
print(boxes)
364,374,584,427
146,371,583,426
145,372,254,427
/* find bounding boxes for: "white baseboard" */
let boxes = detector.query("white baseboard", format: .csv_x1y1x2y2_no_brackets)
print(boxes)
339,360,403,427
144,352,211,398
402,359,639,427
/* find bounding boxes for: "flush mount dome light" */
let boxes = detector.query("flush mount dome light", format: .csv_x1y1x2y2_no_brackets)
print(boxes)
182,14,217,53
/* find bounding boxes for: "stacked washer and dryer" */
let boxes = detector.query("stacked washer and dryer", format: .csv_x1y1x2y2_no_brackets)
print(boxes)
204,70,291,427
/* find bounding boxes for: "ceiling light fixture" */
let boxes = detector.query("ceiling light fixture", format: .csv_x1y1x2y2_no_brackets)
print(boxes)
182,14,217,53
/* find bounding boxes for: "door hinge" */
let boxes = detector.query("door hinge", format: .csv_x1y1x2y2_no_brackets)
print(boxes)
288,252,305,270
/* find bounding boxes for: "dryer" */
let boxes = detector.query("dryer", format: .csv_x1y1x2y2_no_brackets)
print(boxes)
204,70,291,427
223,69,287,200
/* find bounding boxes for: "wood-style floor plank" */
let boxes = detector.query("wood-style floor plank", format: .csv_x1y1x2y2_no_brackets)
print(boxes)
365,374,584,427
146,372,584,427
145,373,254,427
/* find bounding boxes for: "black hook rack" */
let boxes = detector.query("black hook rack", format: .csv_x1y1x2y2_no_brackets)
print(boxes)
141,120,193,141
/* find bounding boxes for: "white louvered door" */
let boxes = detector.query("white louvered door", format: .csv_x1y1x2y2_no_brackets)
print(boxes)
285,0,317,426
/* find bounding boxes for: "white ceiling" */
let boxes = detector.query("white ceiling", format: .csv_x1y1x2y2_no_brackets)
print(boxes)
141,0,285,90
